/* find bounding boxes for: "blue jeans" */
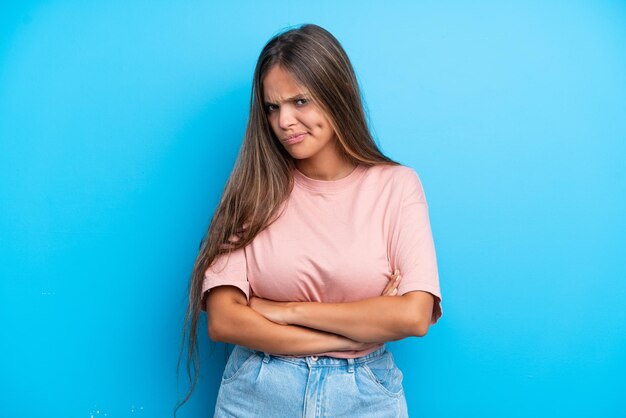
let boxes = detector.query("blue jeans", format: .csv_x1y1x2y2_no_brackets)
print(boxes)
213,344,409,417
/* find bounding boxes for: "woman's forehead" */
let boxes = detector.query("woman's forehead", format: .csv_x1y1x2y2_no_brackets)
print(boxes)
262,66,311,102
263,92,309,105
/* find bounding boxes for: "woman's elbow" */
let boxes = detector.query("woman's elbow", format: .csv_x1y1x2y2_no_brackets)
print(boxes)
406,317,430,337
208,320,223,341
401,291,434,337
414,320,430,337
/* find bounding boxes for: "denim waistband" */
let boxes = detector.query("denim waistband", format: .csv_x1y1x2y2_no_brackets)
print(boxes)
237,344,388,367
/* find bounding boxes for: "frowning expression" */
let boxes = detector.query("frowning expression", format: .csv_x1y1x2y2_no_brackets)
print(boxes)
262,65,338,161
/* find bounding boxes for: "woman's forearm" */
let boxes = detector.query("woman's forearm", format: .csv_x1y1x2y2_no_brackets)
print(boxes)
210,300,377,355
285,296,417,343
245,270,411,345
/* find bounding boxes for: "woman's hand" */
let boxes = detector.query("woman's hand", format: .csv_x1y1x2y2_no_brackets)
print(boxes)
249,296,292,325
340,338,385,352
381,268,402,296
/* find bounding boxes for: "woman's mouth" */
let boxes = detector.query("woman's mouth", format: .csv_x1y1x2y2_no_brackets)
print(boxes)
284,133,306,145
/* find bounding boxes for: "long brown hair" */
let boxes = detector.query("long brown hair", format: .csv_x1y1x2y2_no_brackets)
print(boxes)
174,23,400,416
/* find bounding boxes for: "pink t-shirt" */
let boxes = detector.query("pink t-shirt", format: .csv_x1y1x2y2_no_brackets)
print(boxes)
202,163,442,358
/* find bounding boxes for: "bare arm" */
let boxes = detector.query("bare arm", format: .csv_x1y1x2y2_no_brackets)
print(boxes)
249,270,434,343
206,285,381,355
285,290,434,342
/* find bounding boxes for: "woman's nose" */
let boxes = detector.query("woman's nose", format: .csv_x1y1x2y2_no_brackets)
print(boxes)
278,107,297,129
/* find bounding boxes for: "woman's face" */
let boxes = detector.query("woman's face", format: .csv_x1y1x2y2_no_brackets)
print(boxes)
262,65,339,164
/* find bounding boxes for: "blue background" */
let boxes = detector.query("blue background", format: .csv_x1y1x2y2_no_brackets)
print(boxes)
1,1,625,417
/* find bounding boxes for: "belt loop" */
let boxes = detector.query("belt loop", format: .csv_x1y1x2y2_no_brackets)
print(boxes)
262,352,271,363
347,357,355,373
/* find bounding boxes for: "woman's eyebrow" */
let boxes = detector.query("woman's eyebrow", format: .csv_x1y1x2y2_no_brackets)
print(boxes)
263,94,307,105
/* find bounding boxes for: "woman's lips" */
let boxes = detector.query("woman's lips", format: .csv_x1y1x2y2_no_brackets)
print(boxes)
284,133,306,144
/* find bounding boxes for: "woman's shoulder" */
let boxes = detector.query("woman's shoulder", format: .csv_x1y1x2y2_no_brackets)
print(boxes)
365,163,425,202
366,163,420,184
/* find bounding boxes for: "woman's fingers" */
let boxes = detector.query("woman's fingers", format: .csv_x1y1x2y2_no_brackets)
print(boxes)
381,269,401,296
382,275,400,296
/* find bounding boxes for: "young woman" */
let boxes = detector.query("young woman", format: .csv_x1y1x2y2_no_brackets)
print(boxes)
175,23,442,417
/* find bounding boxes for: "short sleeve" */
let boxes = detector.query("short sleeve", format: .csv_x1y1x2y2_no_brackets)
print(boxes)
201,246,250,312
391,168,442,324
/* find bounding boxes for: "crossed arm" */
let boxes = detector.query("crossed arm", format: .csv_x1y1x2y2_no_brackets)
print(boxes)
207,269,435,354
249,287,434,343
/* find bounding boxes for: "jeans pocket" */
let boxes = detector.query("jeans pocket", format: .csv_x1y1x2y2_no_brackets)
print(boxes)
222,345,258,384
360,352,404,398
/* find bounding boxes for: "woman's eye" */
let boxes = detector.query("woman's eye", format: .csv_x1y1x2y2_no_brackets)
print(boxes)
265,99,307,113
